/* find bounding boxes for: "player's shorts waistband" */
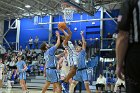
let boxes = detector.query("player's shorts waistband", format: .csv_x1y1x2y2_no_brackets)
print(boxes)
46,67,56,69
77,68,87,71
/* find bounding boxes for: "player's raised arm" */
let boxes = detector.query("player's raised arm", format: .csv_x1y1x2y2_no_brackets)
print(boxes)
55,31,60,48
80,31,86,50
58,23,72,46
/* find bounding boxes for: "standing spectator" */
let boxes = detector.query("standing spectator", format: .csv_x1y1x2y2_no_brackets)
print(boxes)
34,36,39,49
29,37,33,49
116,0,140,93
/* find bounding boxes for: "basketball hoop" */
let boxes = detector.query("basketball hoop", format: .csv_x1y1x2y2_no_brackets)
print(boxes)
61,3,75,22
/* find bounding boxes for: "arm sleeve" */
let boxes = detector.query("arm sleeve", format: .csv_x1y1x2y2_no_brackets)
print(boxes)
118,0,131,32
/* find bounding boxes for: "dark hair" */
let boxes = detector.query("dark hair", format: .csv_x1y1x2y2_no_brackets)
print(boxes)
40,42,47,51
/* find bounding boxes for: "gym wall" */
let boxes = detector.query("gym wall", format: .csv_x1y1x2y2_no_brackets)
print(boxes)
3,9,119,49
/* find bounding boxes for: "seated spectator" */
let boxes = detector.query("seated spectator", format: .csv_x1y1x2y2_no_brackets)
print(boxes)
32,51,37,59
38,64,44,76
26,65,32,76
11,69,18,84
25,45,29,53
32,58,38,65
106,74,116,92
96,74,106,92
114,78,125,93
9,57,16,70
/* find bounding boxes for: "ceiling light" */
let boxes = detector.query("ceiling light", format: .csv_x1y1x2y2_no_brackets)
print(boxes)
25,5,31,8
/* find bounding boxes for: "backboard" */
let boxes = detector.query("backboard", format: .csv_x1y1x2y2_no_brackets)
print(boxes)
64,0,95,16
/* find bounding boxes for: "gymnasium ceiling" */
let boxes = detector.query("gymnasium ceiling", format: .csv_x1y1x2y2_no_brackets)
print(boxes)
0,0,122,20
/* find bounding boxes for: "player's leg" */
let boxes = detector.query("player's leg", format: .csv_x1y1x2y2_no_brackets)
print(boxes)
42,81,51,93
82,69,91,93
84,81,91,93
63,66,77,83
53,82,62,93
69,80,78,93
23,79,28,92
20,80,26,91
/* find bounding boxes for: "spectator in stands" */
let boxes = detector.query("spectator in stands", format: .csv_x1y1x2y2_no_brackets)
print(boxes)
108,63,115,74
11,69,18,84
32,51,37,60
38,64,44,76
34,36,39,49
37,53,43,63
0,45,6,62
106,33,112,48
96,74,106,92
0,58,4,90
107,33,112,38
25,45,29,53
28,37,33,49
19,45,23,51
113,32,118,39
114,78,125,93
26,50,32,65
32,58,38,66
9,57,16,70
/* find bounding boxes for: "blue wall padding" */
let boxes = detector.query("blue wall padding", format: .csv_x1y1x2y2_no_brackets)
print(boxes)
4,10,119,48
19,17,50,48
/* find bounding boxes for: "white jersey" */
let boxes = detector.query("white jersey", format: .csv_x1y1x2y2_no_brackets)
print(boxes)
61,56,70,77
63,41,78,66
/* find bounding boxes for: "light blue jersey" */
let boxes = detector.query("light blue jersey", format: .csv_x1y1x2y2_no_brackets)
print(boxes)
73,49,88,82
44,46,57,68
44,46,59,83
16,61,26,80
77,49,87,69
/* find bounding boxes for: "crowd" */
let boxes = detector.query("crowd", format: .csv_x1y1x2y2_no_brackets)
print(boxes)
1,48,45,85
96,63,125,93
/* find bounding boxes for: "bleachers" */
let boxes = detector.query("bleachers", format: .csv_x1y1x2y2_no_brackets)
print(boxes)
10,76,53,89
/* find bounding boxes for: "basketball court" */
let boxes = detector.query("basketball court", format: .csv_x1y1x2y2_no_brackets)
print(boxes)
0,0,124,93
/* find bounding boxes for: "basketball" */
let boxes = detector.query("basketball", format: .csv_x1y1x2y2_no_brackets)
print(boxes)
58,22,66,30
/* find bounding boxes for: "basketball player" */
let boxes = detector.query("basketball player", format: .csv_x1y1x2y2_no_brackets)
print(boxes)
16,54,28,93
69,31,91,93
57,48,72,82
41,31,62,93
58,26,78,93
0,58,4,90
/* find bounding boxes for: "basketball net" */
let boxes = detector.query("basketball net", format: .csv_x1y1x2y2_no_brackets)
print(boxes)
61,3,75,22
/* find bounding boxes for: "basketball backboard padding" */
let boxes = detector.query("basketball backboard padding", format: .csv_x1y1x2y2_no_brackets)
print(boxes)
64,0,95,16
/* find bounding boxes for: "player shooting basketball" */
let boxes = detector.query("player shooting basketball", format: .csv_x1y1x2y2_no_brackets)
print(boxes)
58,22,78,93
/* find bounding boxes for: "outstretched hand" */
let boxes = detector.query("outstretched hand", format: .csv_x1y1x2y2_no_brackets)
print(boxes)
55,31,60,37
58,27,64,32
80,31,84,36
